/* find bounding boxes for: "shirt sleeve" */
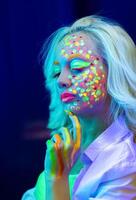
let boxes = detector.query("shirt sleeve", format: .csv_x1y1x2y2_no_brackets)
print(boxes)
88,173,136,200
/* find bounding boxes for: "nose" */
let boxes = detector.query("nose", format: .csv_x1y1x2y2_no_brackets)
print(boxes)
57,68,72,89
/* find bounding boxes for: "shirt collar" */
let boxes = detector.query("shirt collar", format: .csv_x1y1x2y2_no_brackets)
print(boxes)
81,115,130,163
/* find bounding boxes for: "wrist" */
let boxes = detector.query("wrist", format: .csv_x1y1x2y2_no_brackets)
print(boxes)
45,173,70,200
53,176,70,200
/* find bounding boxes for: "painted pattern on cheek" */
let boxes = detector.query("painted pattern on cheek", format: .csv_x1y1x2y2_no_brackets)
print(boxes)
68,57,107,111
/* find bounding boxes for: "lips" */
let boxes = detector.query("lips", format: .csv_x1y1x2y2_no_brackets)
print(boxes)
61,92,76,103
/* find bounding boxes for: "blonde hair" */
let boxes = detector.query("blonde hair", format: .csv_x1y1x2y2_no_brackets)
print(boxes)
41,15,136,135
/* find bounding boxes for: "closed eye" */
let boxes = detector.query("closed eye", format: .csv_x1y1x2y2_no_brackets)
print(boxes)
70,59,90,71
53,66,61,78
71,67,85,73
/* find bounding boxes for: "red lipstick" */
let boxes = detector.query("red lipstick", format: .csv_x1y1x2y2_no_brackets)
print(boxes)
61,92,76,103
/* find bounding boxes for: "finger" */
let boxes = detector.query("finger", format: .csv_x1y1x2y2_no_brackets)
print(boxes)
65,111,82,165
67,111,81,149
59,127,72,149
46,139,57,176
53,134,61,148
51,127,72,147
59,127,72,169
54,134,64,178
51,128,72,157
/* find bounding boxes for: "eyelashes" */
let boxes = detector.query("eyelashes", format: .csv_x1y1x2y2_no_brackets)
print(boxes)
53,68,84,78
71,67,85,73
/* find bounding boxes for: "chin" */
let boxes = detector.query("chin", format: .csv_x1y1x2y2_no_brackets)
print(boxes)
68,103,104,117
67,106,90,116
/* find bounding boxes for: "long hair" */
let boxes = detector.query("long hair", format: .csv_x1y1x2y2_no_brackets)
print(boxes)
41,15,136,135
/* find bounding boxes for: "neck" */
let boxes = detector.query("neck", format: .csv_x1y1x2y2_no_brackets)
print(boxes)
79,113,110,150
79,96,111,150
69,114,110,175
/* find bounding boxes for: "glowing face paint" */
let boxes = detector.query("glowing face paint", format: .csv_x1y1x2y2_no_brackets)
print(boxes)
54,134,64,178
68,58,106,110
60,34,93,59
54,32,108,116
71,59,91,69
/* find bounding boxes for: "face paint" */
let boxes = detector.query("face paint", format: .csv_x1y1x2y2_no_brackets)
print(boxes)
71,59,91,70
60,34,93,59
67,55,107,112
54,32,108,115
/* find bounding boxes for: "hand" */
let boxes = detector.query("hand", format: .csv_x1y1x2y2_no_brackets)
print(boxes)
44,111,82,180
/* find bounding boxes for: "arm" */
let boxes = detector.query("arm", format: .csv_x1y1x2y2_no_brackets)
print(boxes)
45,175,70,200
21,173,69,200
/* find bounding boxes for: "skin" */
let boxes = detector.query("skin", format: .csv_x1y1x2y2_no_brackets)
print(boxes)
44,32,111,199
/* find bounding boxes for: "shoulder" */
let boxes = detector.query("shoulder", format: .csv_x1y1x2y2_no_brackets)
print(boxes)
83,131,136,181
35,171,45,200
21,172,45,200
97,132,136,181
21,188,36,200
74,133,136,199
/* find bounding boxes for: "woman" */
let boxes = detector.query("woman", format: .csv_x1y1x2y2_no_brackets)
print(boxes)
22,15,136,200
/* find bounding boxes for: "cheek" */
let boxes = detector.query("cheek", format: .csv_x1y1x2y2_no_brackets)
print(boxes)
69,69,107,107
86,72,107,105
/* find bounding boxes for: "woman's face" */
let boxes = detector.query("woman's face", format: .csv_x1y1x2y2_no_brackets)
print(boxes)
53,32,108,117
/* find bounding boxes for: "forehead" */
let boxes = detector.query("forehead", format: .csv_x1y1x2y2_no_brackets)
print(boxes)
56,32,99,57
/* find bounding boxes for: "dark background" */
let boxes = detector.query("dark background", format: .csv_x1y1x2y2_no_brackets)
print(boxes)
0,0,136,199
